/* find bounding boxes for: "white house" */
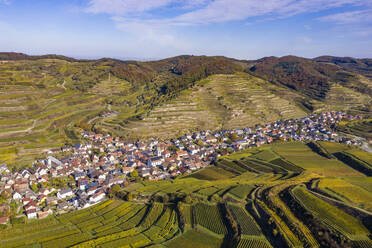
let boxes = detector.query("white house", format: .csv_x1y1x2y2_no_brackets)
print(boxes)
46,156,64,169
0,164,10,174
26,209,37,219
89,191,105,203
36,167,48,177
13,192,22,201
147,156,164,168
57,188,74,199
39,188,50,196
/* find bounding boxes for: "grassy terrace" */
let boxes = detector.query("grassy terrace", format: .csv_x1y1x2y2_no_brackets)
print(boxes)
292,185,370,239
0,60,112,167
2,142,371,247
121,73,308,139
0,59,311,165
0,84,105,168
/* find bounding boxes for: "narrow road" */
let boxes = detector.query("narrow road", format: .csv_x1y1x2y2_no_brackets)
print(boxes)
339,131,372,153
361,141,372,153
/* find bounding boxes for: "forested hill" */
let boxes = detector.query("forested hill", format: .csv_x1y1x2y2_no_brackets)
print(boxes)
248,55,372,100
2,52,370,99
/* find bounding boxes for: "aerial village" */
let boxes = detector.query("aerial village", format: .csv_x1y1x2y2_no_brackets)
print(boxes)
0,111,365,225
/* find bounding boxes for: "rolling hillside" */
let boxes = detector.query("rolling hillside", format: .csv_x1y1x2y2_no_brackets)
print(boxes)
118,73,307,139
0,53,371,167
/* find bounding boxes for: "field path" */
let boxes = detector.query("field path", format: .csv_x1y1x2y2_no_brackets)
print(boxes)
61,80,67,89
88,116,100,124
0,120,36,137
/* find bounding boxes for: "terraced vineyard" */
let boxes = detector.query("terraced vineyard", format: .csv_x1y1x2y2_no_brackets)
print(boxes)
315,178,372,211
122,73,308,138
0,200,181,248
0,59,309,165
194,203,227,238
323,84,371,112
227,203,262,236
336,118,372,140
227,184,256,200
1,54,371,166
291,185,370,239
1,142,372,247
0,59,108,167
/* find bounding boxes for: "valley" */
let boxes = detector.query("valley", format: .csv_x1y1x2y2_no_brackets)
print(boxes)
0,53,371,248
0,54,371,167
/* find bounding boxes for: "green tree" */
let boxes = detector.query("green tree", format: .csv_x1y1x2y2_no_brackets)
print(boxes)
30,183,38,192
183,195,192,204
111,184,121,193
125,193,133,201
177,202,184,212
162,194,169,203
167,145,179,153
229,133,239,142
130,170,138,178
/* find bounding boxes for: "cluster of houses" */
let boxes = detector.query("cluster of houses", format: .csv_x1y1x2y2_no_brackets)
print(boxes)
0,111,365,224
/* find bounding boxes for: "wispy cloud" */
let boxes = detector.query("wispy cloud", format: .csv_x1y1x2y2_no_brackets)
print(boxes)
318,9,372,24
82,0,372,58
173,0,368,25
85,0,209,15
0,0,11,5
112,16,192,56
296,36,312,44
86,0,369,25
86,0,173,15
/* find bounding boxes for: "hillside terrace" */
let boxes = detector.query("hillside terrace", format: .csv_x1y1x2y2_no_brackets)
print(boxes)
0,111,366,223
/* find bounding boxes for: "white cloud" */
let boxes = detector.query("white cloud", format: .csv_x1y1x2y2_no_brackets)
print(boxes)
318,9,372,24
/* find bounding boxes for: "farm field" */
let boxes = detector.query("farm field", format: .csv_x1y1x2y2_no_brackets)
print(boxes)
1,142,372,247
271,142,363,176
315,178,372,211
291,185,370,239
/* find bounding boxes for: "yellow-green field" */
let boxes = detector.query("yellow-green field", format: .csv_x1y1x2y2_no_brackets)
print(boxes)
2,142,372,248
271,142,362,176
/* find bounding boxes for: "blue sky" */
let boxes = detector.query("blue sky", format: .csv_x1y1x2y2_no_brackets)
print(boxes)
0,0,371,60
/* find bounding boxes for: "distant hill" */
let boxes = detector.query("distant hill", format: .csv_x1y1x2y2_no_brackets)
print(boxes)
0,52,371,166
0,52,81,62
314,56,372,78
